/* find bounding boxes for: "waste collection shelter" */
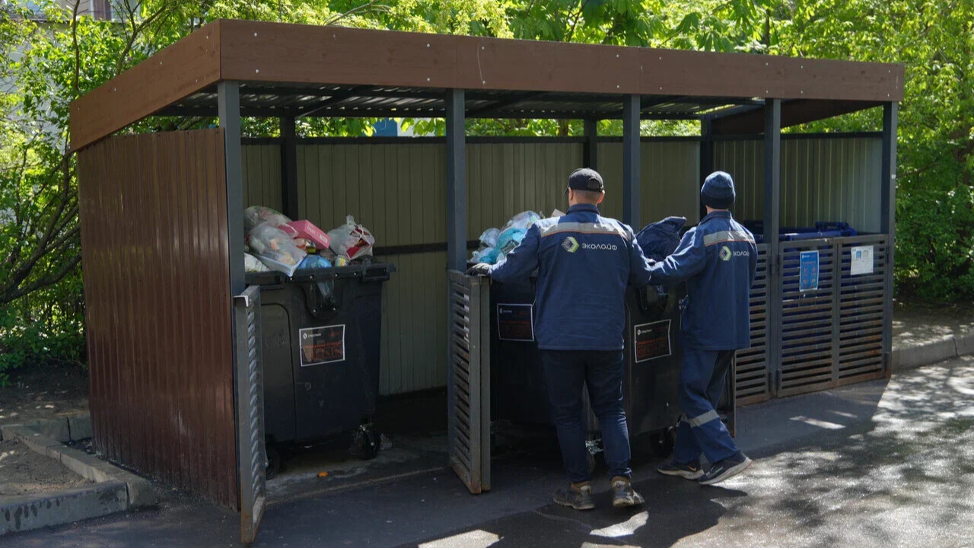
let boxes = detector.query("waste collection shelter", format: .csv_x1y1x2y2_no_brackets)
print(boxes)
69,18,902,540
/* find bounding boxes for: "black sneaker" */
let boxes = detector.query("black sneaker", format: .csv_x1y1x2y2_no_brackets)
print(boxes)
657,458,704,480
553,484,595,511
698,452,753,485
611,477,646,508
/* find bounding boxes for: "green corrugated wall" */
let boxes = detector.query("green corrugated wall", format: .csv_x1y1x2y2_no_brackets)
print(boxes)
713,137,883,233
240,135,879,395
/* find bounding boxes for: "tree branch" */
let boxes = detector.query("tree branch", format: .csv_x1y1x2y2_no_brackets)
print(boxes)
71,0,81,97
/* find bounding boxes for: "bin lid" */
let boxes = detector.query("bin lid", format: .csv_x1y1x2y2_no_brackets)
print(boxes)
245,262,395,286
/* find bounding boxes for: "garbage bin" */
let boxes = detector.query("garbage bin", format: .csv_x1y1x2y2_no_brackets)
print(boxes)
489,279,690,453
246,263,394,459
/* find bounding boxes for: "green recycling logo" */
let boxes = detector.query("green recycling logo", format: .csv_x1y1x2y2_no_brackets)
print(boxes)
562,236,580,253
719,245,733,261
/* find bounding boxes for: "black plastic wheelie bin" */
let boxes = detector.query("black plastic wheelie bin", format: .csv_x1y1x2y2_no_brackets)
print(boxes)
246,262,394,463
491,278,736,456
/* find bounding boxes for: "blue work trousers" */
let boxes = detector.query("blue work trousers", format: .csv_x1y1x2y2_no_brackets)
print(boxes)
541,350,632,483
674,347,738,465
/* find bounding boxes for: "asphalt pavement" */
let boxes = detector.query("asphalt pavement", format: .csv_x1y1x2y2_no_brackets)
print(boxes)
4,356,974,547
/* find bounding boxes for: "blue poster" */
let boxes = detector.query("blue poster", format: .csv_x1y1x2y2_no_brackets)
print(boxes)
799,250,820,292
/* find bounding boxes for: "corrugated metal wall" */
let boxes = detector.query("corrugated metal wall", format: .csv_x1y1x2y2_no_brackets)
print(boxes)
240,135,877,396
242,144,283,212
242,139,699,395
599,140,701,224
78,130,238,509
713,136,883,233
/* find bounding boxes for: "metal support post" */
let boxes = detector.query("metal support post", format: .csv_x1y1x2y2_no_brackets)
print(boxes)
764,98,782,394
622,95,641,228
446,89,467,271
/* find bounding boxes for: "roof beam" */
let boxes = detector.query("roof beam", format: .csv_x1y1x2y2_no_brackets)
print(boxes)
710,99,880,135
466,92,546,118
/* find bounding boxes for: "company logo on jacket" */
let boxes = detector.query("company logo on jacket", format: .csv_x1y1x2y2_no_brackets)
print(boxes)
562,236,580,253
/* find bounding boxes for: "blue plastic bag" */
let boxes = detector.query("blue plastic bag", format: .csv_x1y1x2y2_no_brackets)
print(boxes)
636,216,687,261
496,228,527,255
297,254,333,271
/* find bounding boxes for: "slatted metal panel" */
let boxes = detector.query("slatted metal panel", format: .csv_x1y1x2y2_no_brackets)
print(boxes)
777,239,837,397
233,286,266,544
77,130,238,508
736,244,770,405
446,271,491,494
835,235,889,385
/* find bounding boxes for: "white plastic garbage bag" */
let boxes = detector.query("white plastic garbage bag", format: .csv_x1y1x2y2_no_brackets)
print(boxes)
327,216,376,260
245,253,270,273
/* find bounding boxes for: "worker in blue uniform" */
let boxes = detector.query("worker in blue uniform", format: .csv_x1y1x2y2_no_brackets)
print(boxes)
653,171,758,485
467,168,654,511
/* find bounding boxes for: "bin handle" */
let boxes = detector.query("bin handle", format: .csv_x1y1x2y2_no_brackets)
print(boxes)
362,266,390,283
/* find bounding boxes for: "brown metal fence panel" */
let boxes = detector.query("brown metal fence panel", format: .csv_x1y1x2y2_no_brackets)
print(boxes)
777,239,837,397
77,129,238,509
835,235,889,385
735,244,770,405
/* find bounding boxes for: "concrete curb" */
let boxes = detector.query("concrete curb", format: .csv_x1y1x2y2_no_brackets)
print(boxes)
892,331,974,372
0,424,157,536
0,482,128,536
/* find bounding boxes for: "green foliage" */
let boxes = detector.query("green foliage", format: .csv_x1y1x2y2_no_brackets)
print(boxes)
771,0,974,298
1,0,973,383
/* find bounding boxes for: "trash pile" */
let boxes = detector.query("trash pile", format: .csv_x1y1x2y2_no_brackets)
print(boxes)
470,210,544,266
244,205,376,276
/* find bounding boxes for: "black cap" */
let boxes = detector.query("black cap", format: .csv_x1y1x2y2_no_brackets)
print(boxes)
566,168,604,194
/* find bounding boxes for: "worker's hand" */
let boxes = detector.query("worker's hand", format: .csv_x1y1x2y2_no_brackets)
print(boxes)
466,263,491,277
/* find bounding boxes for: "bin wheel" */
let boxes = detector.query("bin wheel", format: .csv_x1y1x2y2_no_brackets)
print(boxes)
350,425,381,460
266,446,282,480
649,427,676,457
587,452,597,475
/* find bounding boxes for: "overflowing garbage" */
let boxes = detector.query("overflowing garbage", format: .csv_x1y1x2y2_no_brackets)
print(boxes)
470,210,543,265
243,206,376,275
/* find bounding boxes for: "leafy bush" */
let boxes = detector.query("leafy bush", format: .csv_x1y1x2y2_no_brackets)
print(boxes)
896,182,974,300
0,269,86,385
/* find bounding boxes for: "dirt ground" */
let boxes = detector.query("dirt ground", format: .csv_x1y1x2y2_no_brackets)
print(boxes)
892,294,974,348
0,365,89,426
0,440,90,497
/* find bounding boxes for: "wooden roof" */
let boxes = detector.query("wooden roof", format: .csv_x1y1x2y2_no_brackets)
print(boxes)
70,19,904,151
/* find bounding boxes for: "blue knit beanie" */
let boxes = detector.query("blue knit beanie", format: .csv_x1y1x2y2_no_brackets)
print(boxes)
701,171,735,209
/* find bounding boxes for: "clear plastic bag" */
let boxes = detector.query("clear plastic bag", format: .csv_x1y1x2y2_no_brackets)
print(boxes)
479,228,501,248
244,206,295,236
247,222,307,277
501,211,542,232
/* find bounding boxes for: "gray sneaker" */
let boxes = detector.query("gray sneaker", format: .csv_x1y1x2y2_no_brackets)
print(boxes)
553,484,596,511
611,477,646,508
699,452,753,485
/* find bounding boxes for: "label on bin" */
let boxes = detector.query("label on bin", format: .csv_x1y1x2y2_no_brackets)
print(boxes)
497,304,535,342
299,324,345,366
633,320,671,363
850,245,874,276
799,250,820,292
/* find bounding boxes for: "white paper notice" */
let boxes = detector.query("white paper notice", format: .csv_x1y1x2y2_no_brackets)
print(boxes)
850,245,874,276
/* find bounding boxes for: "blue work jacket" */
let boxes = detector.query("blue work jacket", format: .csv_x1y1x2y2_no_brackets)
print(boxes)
488,204,654,351
647,210,757,351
